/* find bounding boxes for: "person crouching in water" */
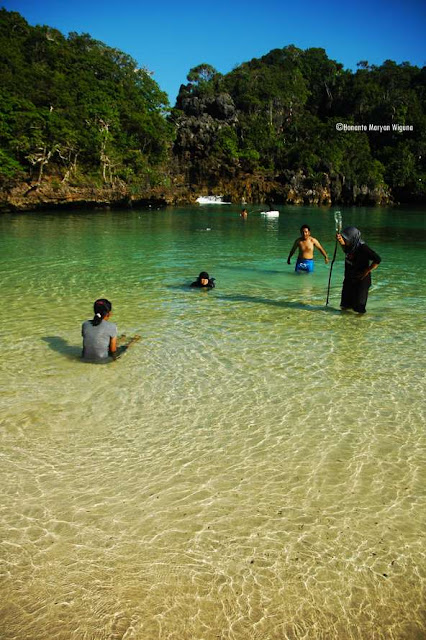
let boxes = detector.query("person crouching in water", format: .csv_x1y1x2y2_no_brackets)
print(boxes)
337,227,381,314
287,224,329,272
190,271,215,288
82,298,117,361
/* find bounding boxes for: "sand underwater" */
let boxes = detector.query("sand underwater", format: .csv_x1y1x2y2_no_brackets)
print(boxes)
1,205,425,639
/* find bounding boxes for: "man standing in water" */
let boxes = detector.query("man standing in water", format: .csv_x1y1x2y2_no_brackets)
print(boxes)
287,224,329,272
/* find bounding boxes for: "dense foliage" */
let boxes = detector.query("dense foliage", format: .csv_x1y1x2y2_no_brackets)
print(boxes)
0,9,173,189
1,9,425,203
174,48,426,202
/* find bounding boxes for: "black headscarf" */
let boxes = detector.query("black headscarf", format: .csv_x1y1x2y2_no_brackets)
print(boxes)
341,227,364,254
191,271,215,288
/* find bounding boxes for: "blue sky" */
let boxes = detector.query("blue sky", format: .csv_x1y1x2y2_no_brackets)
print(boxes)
2,0,426,105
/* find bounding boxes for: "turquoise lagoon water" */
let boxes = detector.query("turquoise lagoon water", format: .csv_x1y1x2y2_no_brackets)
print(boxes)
0,205,425,639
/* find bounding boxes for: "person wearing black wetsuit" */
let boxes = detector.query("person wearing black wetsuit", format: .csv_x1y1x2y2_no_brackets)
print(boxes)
337,227,381,313
190,271,215,288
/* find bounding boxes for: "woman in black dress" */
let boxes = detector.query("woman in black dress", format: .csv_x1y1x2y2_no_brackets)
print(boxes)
337,227,381,314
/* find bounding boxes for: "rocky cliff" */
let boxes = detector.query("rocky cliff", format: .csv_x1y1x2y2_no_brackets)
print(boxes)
0,169,393,213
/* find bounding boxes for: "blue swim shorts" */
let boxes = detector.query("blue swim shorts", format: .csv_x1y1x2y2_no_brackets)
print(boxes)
295,258,314,273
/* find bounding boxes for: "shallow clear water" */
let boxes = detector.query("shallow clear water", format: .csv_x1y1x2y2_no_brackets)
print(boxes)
1,204,425,639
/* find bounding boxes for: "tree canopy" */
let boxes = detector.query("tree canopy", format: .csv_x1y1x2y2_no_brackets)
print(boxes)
173,45,426,202
1,9,425,204
0,9,173,187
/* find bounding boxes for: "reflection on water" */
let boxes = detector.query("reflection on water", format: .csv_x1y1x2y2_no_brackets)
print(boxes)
0,205,425,639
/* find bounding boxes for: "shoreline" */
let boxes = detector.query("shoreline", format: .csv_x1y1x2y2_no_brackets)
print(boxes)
0,171,409,213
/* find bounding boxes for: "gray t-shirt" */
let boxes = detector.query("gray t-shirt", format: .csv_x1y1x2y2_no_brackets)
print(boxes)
82,319,117,360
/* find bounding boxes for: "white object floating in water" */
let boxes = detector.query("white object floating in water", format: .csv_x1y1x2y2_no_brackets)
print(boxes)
260,210,280,217
196,195,231,205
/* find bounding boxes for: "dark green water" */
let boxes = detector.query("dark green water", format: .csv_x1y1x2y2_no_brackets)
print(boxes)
1,204,425,639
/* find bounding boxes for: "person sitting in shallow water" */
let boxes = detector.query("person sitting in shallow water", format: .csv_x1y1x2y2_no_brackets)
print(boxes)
190,271,216,288
82,298,140,362
82,298,117,361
